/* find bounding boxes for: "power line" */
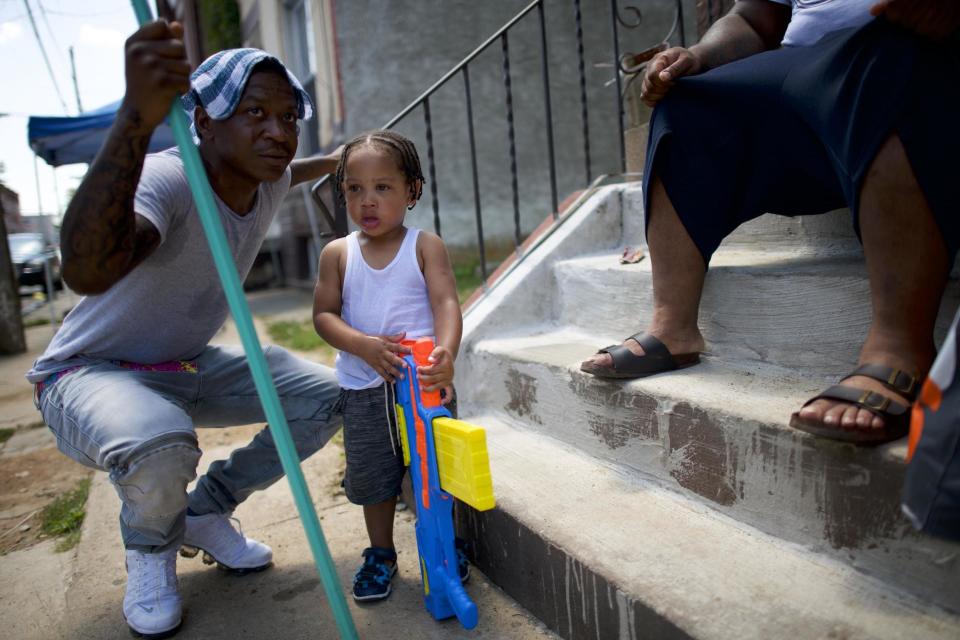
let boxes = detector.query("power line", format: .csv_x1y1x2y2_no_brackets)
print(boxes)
36,0,67,68
68,46,83,113
21,0,68,114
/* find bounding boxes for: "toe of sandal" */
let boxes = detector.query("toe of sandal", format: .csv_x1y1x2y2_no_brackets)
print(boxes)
580,333,700,379
789,364,920,445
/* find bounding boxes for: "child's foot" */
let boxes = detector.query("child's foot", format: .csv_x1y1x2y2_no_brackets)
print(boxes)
455,538,470,583
352,547,398,602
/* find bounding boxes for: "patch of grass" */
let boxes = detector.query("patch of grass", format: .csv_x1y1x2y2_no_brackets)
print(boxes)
453,262,483,305
266,319,338,364
0,428,14,445
448,241,516,305
41,478,91,553
266,319,324,351
23,316,51,328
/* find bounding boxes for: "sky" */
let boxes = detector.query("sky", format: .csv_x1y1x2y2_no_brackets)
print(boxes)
0,0,139,217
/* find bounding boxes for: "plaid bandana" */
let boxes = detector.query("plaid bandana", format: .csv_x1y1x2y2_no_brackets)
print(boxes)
181,48,314,142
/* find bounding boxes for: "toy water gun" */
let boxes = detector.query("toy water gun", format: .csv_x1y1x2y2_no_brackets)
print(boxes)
394,337,495,629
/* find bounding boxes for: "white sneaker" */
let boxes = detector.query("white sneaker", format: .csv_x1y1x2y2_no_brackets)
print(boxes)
182,513,272,573
123,548,182,639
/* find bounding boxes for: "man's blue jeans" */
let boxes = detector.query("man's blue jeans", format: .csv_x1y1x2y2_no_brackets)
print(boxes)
37,345,342,552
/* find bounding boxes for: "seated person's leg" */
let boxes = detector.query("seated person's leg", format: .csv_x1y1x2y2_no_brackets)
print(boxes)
792,133,951,440
579,171,706,377
788,19,960,443
581,44,846,379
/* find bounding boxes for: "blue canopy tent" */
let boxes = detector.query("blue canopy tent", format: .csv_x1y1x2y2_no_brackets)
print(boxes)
28,100,176,167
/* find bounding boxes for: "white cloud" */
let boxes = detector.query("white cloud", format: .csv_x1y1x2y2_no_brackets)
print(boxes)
0,21,23,44
79,24,126,48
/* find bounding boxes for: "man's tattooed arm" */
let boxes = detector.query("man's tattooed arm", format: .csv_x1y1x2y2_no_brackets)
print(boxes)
60,19,190,295
60,108,161,295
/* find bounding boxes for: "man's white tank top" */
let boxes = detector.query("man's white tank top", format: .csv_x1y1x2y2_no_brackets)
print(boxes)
336,228,435,390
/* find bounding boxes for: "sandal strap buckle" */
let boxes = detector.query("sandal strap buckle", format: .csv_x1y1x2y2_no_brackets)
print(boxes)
858,390,891,412
886,369,917,396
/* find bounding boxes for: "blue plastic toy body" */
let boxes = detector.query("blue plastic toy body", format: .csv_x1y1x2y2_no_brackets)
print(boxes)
395,339,478,629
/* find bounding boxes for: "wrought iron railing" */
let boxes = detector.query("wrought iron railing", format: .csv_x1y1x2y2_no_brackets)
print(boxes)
309,0,686,290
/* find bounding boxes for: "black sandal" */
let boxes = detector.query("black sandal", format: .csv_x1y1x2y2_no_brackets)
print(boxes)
789,364,921,445
580,333,701,379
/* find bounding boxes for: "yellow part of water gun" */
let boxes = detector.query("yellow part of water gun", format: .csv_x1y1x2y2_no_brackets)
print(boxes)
397,408,495,512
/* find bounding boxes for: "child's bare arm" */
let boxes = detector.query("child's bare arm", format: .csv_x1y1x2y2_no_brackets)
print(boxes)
417,233,463,399
313,240,409,382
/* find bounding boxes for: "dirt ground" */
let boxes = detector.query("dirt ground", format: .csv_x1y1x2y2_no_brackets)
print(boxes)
1,297,94,557
0,432,92,555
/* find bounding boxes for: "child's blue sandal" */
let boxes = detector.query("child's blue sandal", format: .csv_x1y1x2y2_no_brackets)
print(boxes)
455,537,471,583
353,547,398,602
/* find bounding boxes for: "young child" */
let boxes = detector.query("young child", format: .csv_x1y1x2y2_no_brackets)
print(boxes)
312,130,463,602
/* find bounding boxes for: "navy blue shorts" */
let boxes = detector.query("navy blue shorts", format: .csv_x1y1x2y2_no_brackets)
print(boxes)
644,18,960,264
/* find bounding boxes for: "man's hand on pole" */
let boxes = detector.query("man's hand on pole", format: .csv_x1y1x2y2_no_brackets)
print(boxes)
120,20,191,131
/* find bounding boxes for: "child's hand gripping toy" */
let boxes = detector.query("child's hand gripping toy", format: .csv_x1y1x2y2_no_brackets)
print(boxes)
395,337,495,630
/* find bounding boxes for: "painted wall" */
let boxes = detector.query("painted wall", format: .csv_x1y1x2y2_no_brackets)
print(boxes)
332,0,692,248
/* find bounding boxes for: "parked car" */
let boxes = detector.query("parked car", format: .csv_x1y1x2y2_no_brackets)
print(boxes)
7,232,62,293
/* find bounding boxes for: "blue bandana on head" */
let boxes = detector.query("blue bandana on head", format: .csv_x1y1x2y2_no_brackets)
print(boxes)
180,48,314,143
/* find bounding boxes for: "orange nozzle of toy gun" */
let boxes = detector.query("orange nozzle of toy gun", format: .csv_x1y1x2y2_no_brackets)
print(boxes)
410,337,441,408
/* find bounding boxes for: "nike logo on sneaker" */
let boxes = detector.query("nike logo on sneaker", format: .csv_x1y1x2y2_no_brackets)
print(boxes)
137,604,155,613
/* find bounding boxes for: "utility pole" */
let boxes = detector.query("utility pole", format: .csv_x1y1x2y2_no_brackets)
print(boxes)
0,199,26,355
69,46,84,114
22,0,69,114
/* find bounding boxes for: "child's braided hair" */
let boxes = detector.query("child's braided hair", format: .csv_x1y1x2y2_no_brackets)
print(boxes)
335,130,425,209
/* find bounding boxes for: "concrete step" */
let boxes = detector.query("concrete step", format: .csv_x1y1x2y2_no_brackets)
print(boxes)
552,249,960,379
458,329,960,613
455,413,960,640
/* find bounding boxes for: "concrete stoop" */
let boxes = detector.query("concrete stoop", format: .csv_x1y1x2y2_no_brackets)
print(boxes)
554,250,960,379
456,416,959,640
454,184,960,638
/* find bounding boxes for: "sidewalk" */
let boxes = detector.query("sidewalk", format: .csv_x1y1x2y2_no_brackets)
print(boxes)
0,288,556,640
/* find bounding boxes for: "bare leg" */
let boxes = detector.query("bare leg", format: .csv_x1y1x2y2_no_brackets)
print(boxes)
581,174,706,372
797,132,949,432
363,497,398,562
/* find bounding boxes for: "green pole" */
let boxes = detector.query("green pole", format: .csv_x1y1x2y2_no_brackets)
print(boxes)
129,3,358,638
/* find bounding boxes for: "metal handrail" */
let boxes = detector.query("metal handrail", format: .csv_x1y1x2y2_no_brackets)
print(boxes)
310,0,685,292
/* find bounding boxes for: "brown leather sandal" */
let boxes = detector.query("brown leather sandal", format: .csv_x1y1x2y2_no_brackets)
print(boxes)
789,364,921,445
580,333,700,379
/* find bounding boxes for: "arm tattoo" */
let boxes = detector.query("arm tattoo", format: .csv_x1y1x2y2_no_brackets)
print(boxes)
61,108,160,294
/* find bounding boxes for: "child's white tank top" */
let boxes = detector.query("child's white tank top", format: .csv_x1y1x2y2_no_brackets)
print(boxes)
336,228,435,390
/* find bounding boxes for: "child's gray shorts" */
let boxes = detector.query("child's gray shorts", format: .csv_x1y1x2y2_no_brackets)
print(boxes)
338,383,457,505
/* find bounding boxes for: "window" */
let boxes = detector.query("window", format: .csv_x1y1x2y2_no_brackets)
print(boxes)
283,0,320,156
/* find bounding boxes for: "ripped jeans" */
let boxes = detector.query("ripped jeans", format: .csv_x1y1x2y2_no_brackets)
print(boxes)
37,345,342,552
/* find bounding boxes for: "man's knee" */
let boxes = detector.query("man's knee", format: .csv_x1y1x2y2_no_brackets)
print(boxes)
110,432,201,521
